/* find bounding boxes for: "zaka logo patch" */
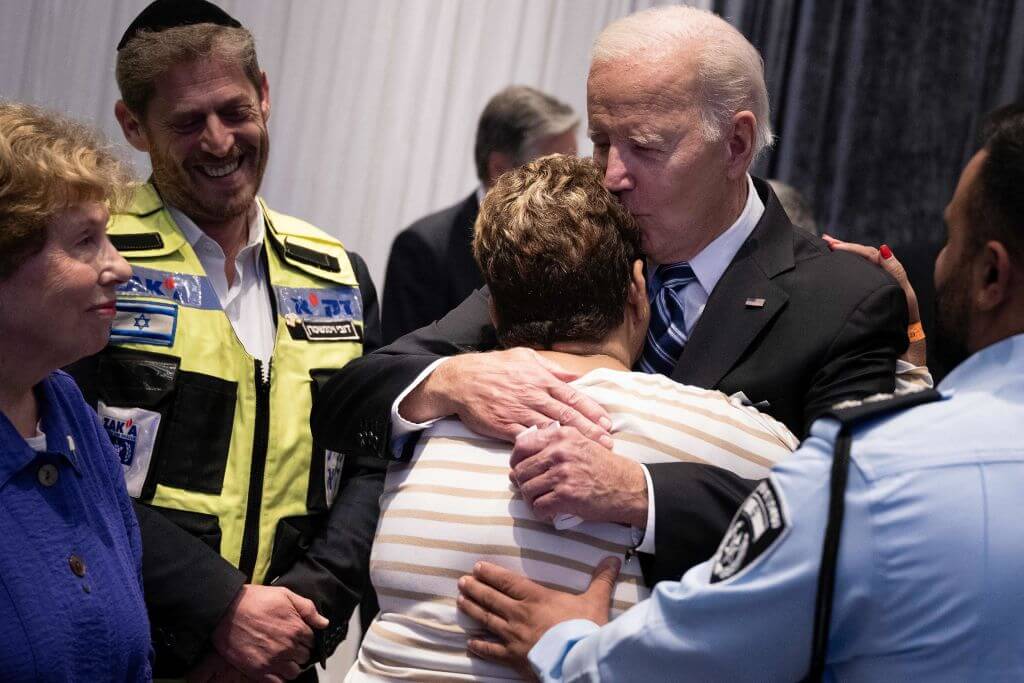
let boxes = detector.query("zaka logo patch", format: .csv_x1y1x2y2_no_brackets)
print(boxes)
98,402,161,498
105,415,139,466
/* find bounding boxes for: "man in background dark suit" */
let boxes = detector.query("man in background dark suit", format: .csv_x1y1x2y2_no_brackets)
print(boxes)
318,6,907,588
382,85,579,343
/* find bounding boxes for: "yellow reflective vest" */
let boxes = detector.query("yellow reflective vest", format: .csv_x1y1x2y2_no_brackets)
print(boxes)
93,184,364,584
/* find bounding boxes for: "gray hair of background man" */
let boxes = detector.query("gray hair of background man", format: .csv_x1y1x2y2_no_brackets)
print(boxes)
592,5,774,160
116,23,261,117
767,179,818,234
474,85,579,184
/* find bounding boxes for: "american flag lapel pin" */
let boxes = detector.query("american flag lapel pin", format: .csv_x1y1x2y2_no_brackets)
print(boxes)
745,297,766,308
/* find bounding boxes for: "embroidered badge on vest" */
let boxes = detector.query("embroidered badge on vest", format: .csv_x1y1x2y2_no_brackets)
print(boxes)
110,300,179,347
116,264,221,310
97,402,162,498
276,284,363,342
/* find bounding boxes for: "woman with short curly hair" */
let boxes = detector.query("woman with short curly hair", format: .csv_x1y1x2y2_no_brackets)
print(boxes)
0,102,150,680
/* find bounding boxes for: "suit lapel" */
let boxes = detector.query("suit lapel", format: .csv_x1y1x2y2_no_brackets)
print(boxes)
673,179,795,389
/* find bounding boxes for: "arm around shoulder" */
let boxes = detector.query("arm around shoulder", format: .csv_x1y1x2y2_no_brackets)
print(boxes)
803,280,908,431
311,286,496,460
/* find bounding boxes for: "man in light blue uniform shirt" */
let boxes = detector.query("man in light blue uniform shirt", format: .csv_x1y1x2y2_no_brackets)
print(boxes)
455,104,1024,681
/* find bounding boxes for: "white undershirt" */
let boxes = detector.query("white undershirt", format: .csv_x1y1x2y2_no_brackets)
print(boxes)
25,425,47,452
168,204,276,367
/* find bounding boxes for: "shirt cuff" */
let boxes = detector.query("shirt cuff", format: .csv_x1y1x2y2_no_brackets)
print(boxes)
895,359,934,392
528,619,601,682
631,464,656,554
390,357,450,444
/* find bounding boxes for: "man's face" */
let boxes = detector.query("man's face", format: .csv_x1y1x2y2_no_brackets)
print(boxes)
932,150,987,374
137,57,270,225
587,50,732,264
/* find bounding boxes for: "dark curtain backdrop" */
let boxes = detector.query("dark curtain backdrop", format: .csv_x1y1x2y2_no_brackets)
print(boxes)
715,0,1024,347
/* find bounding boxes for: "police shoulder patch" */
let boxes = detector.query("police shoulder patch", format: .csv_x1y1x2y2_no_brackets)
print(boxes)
710,479,788,583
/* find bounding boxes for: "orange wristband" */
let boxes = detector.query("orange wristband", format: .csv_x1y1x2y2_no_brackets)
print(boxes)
908,322,925,343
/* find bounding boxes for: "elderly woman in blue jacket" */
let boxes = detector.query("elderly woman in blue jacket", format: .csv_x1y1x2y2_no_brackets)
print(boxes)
0,102,151,680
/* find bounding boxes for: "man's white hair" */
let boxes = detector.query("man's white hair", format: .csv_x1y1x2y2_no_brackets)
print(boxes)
592,5,774,159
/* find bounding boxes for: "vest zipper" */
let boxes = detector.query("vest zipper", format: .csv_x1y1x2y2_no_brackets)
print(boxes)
238,358,271,581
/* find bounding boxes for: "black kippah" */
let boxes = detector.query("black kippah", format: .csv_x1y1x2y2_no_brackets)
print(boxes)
117,0,241,51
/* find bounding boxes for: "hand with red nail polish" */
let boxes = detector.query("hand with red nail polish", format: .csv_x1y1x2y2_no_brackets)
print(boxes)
821,235,924,366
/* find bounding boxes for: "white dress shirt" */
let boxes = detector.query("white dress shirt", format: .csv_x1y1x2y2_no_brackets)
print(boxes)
168,203,277,367
389,175,766,552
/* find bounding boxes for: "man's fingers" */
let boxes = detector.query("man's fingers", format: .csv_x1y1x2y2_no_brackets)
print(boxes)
290,644,312,667
467,637,514,664
529,488,565,522
460,567,523,611
547,382,613,438
511,424,559,467
523,394,612,451
511,449,558,486
289,619,315,648
266,659,301,681
585,556,622,606
474,560,540,601
517,470,559,514
288,592,329,630
457,592,511,639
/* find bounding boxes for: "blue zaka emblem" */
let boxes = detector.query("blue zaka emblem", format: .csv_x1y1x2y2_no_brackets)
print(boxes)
104,415,139,466
116,264,220,310
276,285,362,323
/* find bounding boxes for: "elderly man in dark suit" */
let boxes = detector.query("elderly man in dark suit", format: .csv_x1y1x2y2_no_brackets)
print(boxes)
317,6,907,586
382,85,579,343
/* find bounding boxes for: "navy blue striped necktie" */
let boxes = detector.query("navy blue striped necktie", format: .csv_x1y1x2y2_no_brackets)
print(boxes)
637,262,697,376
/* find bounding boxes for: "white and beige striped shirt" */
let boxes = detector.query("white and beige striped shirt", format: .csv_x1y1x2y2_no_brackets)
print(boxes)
348,368,798,681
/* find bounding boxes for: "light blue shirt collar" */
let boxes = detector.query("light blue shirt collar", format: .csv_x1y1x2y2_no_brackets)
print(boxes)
937,332,1024,394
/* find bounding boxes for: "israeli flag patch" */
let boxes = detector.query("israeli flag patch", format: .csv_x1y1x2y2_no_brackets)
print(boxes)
98,402,161,498
110,300,178,347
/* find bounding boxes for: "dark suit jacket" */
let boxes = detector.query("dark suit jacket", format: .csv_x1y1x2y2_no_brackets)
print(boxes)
71,251,384,677
382,192,482,344
316,179,908,586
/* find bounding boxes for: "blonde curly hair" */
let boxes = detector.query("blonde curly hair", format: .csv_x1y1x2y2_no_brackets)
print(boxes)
0,102,134,278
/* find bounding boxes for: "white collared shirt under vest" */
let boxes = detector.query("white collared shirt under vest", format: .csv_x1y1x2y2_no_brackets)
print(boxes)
168,203,275,367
